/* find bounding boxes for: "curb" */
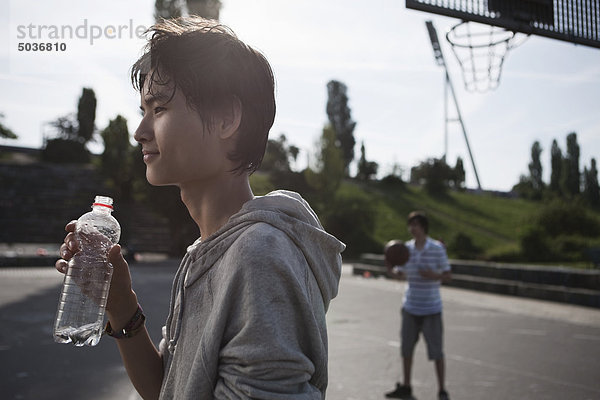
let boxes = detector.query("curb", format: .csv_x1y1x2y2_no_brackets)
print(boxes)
352,260,600,309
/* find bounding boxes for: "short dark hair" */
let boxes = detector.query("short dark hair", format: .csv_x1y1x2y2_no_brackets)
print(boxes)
131,16,276,175
407,211,428,234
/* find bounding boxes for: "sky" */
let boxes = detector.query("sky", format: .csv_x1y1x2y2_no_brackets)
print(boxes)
1,0,599,191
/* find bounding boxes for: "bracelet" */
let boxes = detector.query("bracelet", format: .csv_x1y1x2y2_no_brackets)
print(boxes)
104,304,146,339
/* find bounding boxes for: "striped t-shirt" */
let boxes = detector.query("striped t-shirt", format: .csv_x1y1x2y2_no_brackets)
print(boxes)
401,237,450,316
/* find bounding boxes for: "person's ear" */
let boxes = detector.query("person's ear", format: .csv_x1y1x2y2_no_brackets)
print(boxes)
217,96,242,140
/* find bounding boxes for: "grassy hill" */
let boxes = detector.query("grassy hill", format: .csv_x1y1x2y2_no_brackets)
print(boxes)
250,173,600,266
359,182,537,259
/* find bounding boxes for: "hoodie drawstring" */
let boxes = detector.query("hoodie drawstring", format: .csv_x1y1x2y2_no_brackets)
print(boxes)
166,259,189,354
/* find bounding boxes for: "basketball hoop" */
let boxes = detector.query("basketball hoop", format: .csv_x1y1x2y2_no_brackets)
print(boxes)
446,21,527,93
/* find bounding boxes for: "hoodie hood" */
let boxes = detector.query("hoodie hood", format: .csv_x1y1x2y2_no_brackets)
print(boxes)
159,191,346,397
184,190,346,306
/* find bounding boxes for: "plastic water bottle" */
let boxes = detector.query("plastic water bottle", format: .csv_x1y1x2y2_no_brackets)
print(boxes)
54,196,121,346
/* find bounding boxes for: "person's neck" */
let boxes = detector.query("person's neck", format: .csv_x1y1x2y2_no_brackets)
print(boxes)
414,235,427,250
179,173,254,240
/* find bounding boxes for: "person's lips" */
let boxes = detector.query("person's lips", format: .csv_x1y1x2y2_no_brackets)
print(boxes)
142,149,159,162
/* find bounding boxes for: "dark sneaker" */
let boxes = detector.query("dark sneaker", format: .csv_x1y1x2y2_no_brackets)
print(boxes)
438,389,450,400
385,383,412,399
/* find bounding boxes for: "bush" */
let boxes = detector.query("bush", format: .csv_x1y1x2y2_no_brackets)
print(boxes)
269,170,312,195
249,173,276,196
42,138,90,164
535,200,600,237
518,200,600,262
321,186,380,259
448,232,482,260
520,225,555,262
380,174,405,188
551,235,600,262
487,244,522,262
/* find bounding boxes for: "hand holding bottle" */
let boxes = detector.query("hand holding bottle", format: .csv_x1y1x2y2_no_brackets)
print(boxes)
54,196,137,346
56,221,135,316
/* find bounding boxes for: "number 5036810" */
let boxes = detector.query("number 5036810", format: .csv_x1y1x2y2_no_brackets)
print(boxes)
18,42,67,51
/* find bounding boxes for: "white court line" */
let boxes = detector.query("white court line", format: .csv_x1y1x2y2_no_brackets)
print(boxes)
573,333,600,341
508,328,547,336
0,267,60,278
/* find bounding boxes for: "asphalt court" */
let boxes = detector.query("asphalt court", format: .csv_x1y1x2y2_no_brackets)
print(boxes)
1,264,599,399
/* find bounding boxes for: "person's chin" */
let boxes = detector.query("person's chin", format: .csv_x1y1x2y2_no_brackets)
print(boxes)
146,172,172,187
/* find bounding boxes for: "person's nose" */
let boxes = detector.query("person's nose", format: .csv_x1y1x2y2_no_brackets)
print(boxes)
134,117,153,143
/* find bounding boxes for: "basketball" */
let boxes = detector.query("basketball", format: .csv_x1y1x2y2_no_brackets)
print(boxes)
384,240,410,267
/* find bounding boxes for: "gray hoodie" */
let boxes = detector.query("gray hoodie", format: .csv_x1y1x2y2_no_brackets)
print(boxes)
158,190,345,399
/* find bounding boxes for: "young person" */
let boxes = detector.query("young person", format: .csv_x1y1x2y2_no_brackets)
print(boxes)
385,211,452,400
56,16,345,400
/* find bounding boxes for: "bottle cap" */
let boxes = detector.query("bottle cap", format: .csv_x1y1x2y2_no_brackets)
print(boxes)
93,195,114,210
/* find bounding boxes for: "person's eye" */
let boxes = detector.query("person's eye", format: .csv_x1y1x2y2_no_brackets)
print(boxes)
154,106,166,115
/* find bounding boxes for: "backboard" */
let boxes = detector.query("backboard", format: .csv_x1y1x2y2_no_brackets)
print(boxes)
406,0,600,49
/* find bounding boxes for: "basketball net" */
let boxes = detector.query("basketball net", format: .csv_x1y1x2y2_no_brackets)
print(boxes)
446,21,527,93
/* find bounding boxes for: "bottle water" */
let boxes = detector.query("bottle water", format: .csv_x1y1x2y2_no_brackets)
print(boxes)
54,196,121,346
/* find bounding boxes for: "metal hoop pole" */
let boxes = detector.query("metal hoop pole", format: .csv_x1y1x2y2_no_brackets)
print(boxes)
426,20,483,190
444,73,448,160
444,69,483,190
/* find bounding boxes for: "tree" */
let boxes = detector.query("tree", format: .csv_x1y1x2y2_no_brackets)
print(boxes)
288,145,299,168
583,158,600,208
448,232,482,259
186,0,222,20
452,157,466,190
155,0,221,21
77,88,97,143
0,113,17,139
305,124,344,200
562,132,580,197
45,88,97,145
356,142,378,181
42,88,97,163
410,158,454,196
513,141,545,200
42,114,86,163
326,80,356,174
155,0,183,20
425,159,453,196
261,134,295,173
549,139,562,195
41,137,90,163
528,141,544,197
100,115,135,202
321,187,380,258
99,116,137,250
380,162,405,186
512,175,535,200
47,115,78,142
